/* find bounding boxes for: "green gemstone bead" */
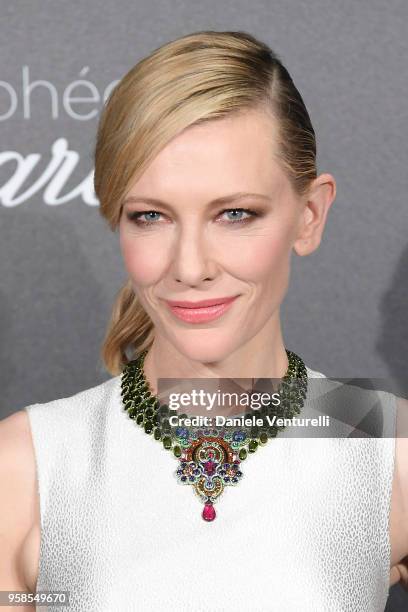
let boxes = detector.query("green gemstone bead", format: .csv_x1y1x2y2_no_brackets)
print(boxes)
140,398,151,410
162,435,172,450
136,414,144,425
259,432,268,445
145,407,154,418
144,419,153,434
153,427,162,440
239,448,248,460
161,419,171,433
248,439,258,453
173,445,182,458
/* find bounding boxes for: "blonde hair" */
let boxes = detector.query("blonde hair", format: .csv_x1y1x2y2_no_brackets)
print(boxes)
93,30,317,376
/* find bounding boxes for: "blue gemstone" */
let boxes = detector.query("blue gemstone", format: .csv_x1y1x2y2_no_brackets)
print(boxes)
181,476,187,482
224,476,230,482
176,426,189,438
232,477,238,483
189,476,195,482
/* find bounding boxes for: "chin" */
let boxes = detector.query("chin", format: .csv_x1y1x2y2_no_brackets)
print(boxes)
170,332,238,365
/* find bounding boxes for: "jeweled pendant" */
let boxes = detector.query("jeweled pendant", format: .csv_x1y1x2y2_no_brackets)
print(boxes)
175,436,244,521
202,500,216,522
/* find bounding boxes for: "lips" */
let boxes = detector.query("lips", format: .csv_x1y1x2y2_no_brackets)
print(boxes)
165,296,238,308
164,295,239,323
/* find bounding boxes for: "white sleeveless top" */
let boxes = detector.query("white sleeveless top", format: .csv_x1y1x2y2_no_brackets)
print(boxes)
25,365,397,612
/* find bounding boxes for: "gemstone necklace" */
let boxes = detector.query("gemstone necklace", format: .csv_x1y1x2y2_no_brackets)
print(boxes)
121,348,308,521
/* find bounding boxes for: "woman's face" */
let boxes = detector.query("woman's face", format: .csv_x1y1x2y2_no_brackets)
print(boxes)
119,109,314,363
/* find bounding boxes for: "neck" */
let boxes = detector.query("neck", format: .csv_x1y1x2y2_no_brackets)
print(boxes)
141,317,289,398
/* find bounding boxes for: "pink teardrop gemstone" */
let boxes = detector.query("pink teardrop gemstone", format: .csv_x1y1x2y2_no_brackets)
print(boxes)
202,502,216,522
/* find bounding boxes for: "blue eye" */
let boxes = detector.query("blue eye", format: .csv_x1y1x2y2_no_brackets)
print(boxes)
220,209,255,223
126,211,163,226
140,211,161,223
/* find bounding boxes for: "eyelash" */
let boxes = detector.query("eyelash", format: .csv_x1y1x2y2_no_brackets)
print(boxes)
126,208,259,227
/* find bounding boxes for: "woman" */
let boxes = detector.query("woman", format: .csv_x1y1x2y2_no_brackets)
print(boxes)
1,30,407,612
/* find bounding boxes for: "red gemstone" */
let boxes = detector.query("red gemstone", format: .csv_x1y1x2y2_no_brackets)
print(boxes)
202,502,216,521
203,460,216,475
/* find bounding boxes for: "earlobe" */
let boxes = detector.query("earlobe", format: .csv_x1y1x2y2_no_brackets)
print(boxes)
293,237,320,257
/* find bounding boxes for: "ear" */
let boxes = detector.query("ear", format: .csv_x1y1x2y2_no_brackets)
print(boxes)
293,173,336,256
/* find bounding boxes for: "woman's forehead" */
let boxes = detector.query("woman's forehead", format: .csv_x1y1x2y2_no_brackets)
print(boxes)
128,111,285,200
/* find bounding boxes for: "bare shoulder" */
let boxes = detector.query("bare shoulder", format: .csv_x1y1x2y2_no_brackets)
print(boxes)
0,409,36,480
389,396,408,589
0,409,40,595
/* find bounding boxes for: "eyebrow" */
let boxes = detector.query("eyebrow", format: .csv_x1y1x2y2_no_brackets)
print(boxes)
122,192,272,210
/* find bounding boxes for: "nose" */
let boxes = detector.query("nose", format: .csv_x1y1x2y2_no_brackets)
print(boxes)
171,223,216,286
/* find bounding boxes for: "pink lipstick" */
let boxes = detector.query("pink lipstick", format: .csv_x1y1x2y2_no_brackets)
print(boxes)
164,295,239,323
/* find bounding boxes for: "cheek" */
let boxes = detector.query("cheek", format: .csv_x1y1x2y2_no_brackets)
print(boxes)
120,233,168,286
221,231,291,281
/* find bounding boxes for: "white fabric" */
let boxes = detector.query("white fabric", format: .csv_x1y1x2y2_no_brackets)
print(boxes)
25,365,397,611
